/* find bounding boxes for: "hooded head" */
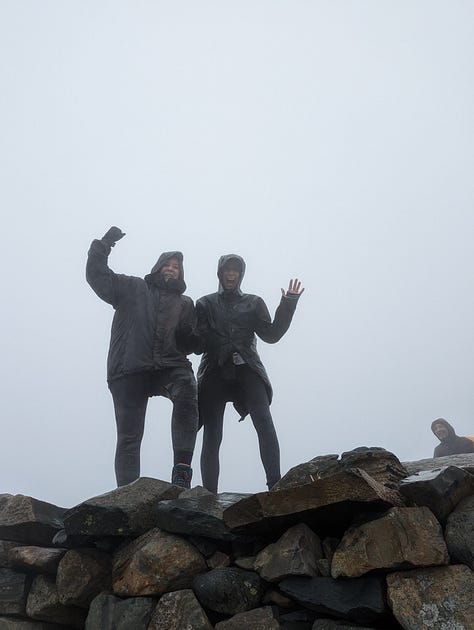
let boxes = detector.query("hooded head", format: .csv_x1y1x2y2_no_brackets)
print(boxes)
217,254,246,295
431,418,456,442
145,251,186,293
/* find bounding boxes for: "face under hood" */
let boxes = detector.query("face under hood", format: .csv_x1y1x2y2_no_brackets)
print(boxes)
145,251,186,293
217,254,246,295
431,417,456,440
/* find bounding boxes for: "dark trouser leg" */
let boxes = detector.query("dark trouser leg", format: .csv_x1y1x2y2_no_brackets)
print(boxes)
157,367,199,467
239,367,281,489
109,375,149,487
199,374,227,493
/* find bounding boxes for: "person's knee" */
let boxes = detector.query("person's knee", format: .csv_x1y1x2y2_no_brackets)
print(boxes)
116,432,141,449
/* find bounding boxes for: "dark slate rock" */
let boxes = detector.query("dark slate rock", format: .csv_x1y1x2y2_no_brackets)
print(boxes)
0,568,29,616
214,606,279,629
0,496,66,546
316,559,331,577
274,449,407,493
234,555,256,570
262,589,294,608
178,486,214,499
51,529,94,549
399,465,474,523
273,455,341,491
85,591,156,630
0,618,68,629
63,477,184,539
279,576,387,623
254,523,323,582
193,567,264,615
312,620,378,629
8,547,66,574
51,529,120,553
148,589,212,630
207,550,231,569
26,575,87,629
339,447,408,489
223,468,404,538
279,608,316,629
445,494,474,570
0,541,24,568
56,548,112,608
402,453,474,476
187,536,220,558
153,492,251,541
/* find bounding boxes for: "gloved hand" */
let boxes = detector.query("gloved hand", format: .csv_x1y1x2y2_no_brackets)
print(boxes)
102,226,126,247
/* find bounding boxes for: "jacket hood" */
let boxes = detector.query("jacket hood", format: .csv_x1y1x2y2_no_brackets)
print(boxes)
145,251,186,293
217,254,246,295
431,418,456,441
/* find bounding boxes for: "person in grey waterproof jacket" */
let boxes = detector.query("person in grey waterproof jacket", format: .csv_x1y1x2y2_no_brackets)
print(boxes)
86,226,199,488
196,254,304,493
431,418,474,457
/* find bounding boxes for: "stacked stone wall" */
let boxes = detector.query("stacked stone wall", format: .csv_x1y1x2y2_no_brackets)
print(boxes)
0,448,473,629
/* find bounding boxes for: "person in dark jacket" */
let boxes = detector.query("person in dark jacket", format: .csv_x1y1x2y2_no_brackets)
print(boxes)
431,418,474,457
86,226,199,488
196,254,304,493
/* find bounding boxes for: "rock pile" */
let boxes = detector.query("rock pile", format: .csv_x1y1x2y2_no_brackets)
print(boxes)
1,447,474,629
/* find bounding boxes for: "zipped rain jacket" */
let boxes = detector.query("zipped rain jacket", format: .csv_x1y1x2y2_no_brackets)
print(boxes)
86,239,197,382
196,254,299,412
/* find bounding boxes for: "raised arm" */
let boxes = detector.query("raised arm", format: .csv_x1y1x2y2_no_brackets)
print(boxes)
86,226,126,306
255,278,304,344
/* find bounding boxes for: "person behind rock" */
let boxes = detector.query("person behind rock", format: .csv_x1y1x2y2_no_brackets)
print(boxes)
86,226,199,488
196,254,304,493
431,418,474,457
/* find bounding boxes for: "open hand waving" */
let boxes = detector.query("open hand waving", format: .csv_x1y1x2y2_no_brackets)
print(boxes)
281,278,305,298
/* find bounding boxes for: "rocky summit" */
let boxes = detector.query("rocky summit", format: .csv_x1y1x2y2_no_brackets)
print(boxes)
0,447,473,629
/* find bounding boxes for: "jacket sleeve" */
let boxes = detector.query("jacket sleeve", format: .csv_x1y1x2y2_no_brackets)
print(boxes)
254,295,300,344
86,238,127,307
192,299,209,355
176,297,204,355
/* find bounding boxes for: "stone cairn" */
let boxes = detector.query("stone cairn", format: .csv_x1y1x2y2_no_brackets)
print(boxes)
1,447,474,629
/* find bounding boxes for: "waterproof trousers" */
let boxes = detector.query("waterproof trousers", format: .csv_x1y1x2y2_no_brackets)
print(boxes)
199,365,281,493
108,367,198,486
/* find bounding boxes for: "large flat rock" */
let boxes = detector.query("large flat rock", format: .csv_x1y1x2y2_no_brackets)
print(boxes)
63,477,183,538
223,468,404,537
0,495,66,546
153,492,251,541
274,448,407,492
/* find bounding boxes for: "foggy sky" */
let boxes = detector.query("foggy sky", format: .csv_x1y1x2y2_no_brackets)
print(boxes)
1,1,473,507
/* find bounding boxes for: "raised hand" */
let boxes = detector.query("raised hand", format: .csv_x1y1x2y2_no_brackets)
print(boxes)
281,278,305,297
102,226,126,247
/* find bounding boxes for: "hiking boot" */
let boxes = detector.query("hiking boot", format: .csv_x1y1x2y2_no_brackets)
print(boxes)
171,463,193,489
